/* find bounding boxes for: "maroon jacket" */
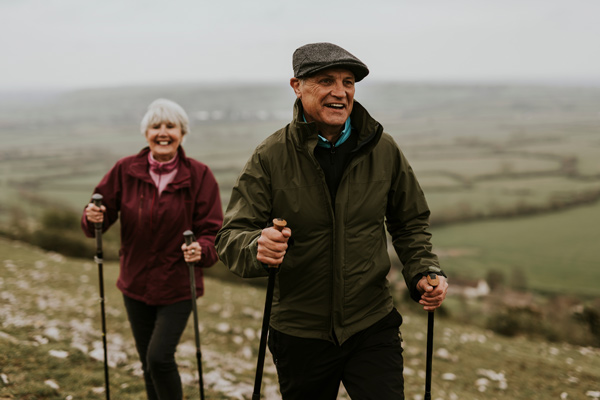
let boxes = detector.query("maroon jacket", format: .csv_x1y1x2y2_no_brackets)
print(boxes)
82,146,223,305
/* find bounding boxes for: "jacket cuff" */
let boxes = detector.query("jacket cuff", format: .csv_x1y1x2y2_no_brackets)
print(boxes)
249,235,270,274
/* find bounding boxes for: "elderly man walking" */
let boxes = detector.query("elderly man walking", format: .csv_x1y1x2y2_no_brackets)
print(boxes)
216,42,448,399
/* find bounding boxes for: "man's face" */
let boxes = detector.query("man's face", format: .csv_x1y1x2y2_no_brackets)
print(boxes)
290,68,355,136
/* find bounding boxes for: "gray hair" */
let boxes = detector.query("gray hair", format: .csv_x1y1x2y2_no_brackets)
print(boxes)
140,98,190,136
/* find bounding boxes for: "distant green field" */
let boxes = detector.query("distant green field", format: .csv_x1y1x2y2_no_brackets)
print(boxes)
432,200,600,297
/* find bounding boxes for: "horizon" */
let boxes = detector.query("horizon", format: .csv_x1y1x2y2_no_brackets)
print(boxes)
3,76,600,96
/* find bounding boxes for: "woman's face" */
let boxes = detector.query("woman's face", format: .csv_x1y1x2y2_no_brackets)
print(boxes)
145,120,183,162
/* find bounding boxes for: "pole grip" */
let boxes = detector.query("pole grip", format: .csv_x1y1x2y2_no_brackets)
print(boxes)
272,218,287,232
183,230,196,246
91,193,103,230
91,193,104,259
183,230,197,269
268,218,287,270
426,272,439,288
92,193,103,207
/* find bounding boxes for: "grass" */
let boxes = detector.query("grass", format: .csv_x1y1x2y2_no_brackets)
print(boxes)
432,200,600,297
1,237,599,399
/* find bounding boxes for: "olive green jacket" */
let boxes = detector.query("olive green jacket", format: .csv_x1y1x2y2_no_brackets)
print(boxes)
216,99,442,344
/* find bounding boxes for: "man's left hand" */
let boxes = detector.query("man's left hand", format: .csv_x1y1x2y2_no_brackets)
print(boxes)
416,275,448,311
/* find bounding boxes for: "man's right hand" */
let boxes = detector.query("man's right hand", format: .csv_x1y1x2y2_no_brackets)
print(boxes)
85,203,106,224
256,225,291,266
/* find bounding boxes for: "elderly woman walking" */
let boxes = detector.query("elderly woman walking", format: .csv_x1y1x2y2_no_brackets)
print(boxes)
81,98,223,400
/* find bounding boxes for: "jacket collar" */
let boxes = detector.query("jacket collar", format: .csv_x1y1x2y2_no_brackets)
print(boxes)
290,98,383,152
128,146,192,191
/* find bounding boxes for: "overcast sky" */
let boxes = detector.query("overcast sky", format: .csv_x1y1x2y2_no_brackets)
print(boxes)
1,0,599,91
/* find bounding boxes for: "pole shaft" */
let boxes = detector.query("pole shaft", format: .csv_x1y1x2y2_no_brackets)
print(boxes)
252,218,287,399
97,256,110,400
92,193,110,400
424,312,434,400
424,273,439,400
188,263,205,400
184,230,204,400
253,269,276,399
95,224,110,400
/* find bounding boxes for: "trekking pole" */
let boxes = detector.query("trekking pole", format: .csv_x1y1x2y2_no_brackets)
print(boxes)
252,218,287,400
92,193,110,400
424,272,440,400
183,230,205,400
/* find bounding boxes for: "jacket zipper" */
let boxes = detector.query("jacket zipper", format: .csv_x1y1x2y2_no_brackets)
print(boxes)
139,194,144,221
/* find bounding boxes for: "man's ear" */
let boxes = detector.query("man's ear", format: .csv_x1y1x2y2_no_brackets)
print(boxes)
290,78,302,99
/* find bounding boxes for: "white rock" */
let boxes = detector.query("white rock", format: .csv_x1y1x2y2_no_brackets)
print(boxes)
477,368,506,383
244,327,256,340
586,391,600,399
44,326,61,341
49,349,69,359
232,335,243,345
561,392,568,399
89,347,105,363
1,373,9,384
34,335,49,345
180,371,196,386
241,346,253,360
475,378,489,387
44,379,60,389
442,373,457,381
435,348,451,360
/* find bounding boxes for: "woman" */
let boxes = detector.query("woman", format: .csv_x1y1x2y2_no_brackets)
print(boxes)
82,98,223,400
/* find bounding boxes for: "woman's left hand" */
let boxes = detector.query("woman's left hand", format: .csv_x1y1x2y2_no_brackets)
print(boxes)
181,241,202,263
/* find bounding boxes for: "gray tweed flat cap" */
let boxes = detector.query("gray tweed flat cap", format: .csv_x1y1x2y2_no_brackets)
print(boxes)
293,42,369,82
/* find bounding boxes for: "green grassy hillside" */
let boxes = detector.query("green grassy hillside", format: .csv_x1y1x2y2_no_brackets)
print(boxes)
433,201,600,297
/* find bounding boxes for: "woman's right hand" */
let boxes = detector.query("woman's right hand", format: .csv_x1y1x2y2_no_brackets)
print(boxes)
85,203,106,224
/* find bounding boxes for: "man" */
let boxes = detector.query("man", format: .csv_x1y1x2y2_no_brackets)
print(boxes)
216,42,449,399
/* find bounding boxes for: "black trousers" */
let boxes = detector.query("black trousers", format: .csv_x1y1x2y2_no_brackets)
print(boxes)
268,308,404,400
123,295,192,400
